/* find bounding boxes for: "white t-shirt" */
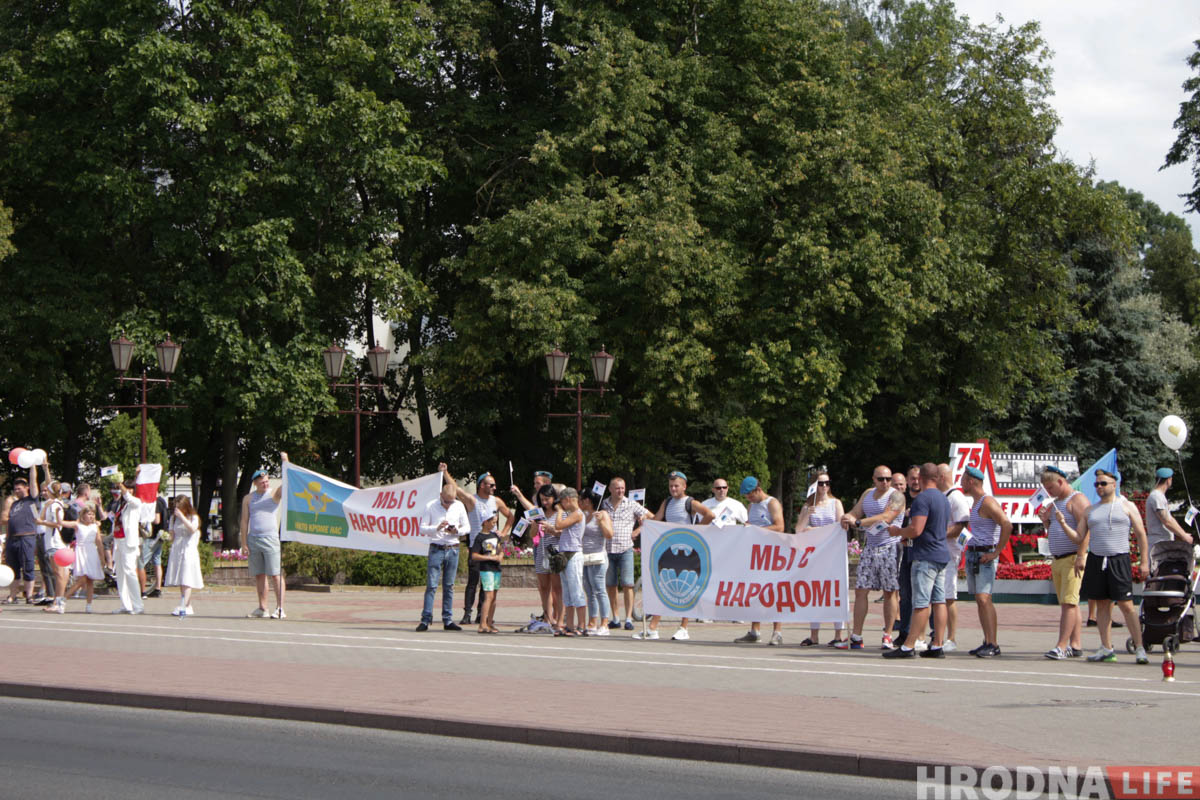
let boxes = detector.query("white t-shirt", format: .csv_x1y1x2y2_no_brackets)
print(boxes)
700,496,748,525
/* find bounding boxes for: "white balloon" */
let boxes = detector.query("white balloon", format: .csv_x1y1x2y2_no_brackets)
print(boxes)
1159,415,1188,451
31,448,47,466
0,565,12,588
16,451,35,469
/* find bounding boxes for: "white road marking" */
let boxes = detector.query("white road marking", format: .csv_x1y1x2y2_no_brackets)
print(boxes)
1,619,1196,699
6,618,1182,684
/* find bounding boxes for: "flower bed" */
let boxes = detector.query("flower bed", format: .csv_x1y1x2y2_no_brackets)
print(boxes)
997,562,1050,581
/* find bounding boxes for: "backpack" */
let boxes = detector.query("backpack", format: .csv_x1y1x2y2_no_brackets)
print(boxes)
61,502,78,545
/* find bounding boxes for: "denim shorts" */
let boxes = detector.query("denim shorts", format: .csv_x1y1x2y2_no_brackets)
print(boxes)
911,559,948,609
605,548,635,587
965,549,997,595
560,552,585,607
479,570,501,592
139,536,164,568
248,536,281,576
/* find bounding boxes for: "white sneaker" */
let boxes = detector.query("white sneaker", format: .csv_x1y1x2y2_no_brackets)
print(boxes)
270,607,287,619
942,639,957,652
54,601,65,614
1135,646,1149,664
913,638,929,652
184,606,195,616
84,603,92,614
632,630,660,640
112,608,131,614
671,627,690,641
171,607,186,617
769,632,784,646
594,626,610,637
247,607,267,618
585,627,598,636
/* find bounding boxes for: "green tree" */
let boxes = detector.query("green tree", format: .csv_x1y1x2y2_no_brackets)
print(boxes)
1165,39,1200,214
830,2,1091,481
96,414,171,481
717,418,770,501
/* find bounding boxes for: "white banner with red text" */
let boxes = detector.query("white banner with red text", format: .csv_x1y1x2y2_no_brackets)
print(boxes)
280,462,443,555
639,520,849,623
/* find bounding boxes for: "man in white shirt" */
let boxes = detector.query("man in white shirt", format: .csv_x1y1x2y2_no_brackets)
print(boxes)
416,472,470,632
113,478,144,614
699,478,748,525
937,463,970,651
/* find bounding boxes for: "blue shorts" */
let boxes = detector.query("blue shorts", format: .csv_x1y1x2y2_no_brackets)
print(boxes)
5,535,37,581
911,560,948,609
140,536,164,569
479,570,501,592
965,549,997,595
605,548,635,588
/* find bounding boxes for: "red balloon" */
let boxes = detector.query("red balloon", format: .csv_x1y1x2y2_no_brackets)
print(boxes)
53,548,75,567
8,448,27,466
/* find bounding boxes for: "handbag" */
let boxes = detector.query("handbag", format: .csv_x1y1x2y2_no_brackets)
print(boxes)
581,551,607,566
547,544,569,573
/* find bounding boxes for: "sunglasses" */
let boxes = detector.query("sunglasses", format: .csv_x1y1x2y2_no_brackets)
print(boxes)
713,485,728,490
817,480,830,486
1094,481,1112,488
874,476,890,482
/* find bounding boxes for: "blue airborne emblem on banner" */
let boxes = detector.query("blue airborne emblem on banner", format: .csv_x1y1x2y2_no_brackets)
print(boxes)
649,528,711,612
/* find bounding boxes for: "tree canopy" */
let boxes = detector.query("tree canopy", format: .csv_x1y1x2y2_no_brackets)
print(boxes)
2,0,1198,523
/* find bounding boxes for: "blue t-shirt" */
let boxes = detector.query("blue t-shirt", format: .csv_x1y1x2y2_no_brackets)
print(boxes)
909,487,951,565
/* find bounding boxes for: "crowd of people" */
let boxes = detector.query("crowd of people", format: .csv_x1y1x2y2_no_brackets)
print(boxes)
416,460,1182,665
3,452,1189,667
0,459,207,617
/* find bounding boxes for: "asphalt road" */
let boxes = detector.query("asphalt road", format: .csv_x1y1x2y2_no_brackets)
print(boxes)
0,697,915,799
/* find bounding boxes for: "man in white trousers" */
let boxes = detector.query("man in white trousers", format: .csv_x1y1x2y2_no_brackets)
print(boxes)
113,477,144,614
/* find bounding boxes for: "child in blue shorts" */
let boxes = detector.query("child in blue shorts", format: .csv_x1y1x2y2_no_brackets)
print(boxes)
470,518,503,633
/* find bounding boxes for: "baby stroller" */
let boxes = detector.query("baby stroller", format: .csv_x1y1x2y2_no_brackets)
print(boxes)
1128,540,1197,654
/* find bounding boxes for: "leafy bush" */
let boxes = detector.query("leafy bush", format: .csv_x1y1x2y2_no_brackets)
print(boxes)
281,542,360,584
348,552,427,587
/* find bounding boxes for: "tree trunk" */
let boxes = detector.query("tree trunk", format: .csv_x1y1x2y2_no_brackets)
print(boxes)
196,423,221,543
221,423,240,551
408,316,435,469
60,391,84,484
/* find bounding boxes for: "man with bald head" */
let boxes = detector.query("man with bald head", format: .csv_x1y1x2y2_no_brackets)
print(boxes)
937,463,970,651
884,463,950,658
838,465,905,649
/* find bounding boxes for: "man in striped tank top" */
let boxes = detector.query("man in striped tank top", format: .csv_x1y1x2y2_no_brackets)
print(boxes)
961,466,1012,658
837,466,905,650
1064,469,1150,663
448,469,516,626
1037,466,1089,659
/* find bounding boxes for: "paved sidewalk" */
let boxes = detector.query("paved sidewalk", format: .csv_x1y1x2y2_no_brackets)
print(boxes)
0,587,1195,780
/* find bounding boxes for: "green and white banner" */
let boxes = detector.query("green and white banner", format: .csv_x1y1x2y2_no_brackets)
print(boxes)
281,462,443,555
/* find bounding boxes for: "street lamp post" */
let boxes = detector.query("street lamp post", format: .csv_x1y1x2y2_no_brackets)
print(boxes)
324,344,389,488
106,335,186,463
545,347,615,491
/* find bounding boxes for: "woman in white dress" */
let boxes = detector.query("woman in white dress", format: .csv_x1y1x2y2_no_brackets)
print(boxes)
165,497,204,616
58,504,108,612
